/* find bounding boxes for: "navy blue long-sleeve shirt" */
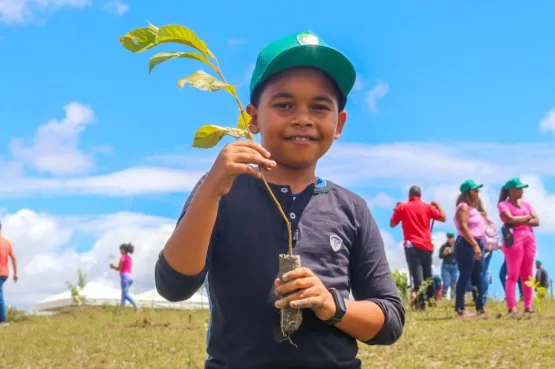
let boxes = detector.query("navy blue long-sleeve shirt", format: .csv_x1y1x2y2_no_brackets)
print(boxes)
155,174,405,369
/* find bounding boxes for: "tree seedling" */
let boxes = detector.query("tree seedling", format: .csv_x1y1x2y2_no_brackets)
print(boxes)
118,23,302,340
66,267,87,306
525,276,547,313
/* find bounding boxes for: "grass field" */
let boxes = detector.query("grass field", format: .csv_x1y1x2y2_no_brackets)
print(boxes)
1,299,555,369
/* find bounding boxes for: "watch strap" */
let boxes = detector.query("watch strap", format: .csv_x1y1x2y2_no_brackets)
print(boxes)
323,288,347,325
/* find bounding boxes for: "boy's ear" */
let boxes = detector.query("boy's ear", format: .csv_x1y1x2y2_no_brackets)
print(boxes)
246,104,259,134
334,110,348,140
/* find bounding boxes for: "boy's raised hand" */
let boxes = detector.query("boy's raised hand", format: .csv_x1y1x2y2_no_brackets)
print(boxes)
205,141,277,197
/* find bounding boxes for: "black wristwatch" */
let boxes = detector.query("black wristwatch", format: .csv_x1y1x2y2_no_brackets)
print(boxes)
323,288,347,325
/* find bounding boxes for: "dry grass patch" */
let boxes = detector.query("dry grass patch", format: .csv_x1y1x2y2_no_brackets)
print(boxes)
1,300,554,368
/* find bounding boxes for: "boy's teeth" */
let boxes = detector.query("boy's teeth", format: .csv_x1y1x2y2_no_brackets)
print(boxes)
292,137,309,141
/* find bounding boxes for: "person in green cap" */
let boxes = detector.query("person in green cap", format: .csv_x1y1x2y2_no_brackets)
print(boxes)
155,30,404,369
438,232,458,300
535,260,549,290
453,179,488,317
498,177,540,315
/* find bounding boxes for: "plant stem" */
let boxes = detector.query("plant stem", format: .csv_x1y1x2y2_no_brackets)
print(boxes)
214,61,293,256
260,174,293,255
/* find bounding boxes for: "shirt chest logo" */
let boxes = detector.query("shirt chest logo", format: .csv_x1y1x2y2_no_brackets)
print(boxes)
329,234,343,252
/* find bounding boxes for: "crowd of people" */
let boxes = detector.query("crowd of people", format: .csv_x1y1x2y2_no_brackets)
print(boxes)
391,177,550,317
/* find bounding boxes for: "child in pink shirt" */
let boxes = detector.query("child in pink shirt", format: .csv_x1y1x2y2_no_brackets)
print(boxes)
110,243,139,311
498,177,539,314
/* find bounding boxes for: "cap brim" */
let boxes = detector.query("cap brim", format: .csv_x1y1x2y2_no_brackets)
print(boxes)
517,184,529,188
472,184,484,190
260,44,356,100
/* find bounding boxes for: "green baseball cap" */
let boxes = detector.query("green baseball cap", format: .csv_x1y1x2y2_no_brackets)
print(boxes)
446,232,455,238
503,177,529,190
536,259,542,265
249,31,356,106
459,179,483,193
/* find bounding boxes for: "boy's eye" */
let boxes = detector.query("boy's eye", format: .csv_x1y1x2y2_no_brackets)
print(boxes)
274,102,293,109
312,104,331,111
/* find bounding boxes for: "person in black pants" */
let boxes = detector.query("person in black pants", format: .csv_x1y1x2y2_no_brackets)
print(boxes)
390,186,446,310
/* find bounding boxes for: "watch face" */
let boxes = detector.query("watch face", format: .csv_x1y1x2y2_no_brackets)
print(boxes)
330,289,347,320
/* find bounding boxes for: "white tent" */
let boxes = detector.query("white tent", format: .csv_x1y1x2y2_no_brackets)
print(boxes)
34,281,131,311
136,288,209,310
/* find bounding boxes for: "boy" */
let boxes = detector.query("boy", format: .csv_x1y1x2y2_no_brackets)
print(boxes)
155,30,405,369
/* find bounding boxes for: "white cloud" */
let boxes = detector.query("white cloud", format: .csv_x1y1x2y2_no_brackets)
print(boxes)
365,192,395,210
239,63,256,87
366,81,389,113
0,0,27,23
318,141,555,233
319,141,555,189
8,102,100,176
0,167,204,197
103,1,128,15
228,38,247,46
1,209,176,309
539,109,555,135
0,158,24,179
0,0,90,24
381,230,407,273
516,175,555,233
353,76,364,92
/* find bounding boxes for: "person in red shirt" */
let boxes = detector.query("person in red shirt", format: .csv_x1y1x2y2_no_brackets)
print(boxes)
390,185,446,310
0,221,18,327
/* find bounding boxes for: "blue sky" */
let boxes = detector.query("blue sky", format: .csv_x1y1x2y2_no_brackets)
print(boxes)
1,0,554,308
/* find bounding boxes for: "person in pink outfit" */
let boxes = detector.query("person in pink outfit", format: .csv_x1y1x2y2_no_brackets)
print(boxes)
498,177,540,315
110,243,139,311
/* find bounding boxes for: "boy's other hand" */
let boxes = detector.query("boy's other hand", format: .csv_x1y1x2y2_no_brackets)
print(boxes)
205,141,277,197
274,267,336,321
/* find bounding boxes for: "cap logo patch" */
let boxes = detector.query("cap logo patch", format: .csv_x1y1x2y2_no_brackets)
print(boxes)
297,33,319,46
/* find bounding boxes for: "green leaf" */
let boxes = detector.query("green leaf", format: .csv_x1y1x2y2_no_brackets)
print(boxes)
156,24,212,57
149,52,211,74
192,124,249,148
119,27,158,53
178,70,236,95
237,110,252,130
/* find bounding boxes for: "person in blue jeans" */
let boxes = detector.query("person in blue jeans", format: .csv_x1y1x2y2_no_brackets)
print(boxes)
481,250,493,305
438,232,458,300
109,243,139,311
0,276,8,326
453,179,487,316
0,222,18,327
500,259,523,300
466,248,493,307
203,275,214,360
